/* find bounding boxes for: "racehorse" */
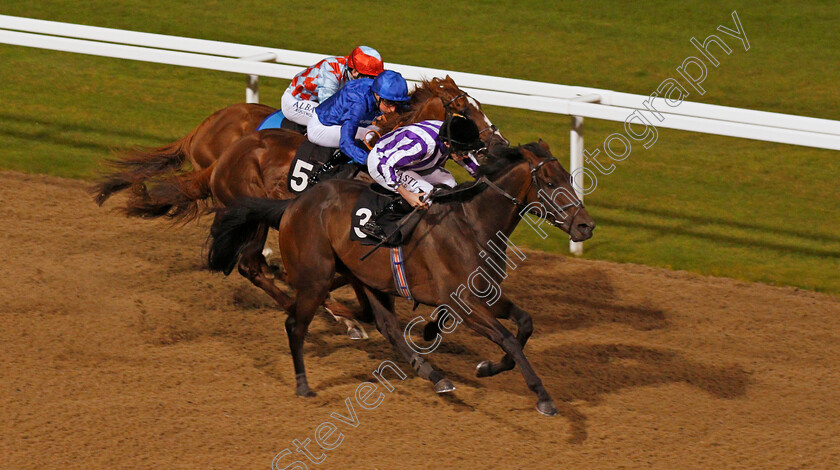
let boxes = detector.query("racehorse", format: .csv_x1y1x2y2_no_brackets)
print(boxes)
114,77,509,337
205,141,596,415
92,76,507,206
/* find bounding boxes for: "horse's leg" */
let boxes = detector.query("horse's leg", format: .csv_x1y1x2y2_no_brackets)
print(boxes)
462,298,556,416
322,275,374,339
285,282,331,397
362,286,455,394
323,275,374,339
275,270,369,340
474,296,532,377
324,283,369,341
280,226,337,398
237,223,293,309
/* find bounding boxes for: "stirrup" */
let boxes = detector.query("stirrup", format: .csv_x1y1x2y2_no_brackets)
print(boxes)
359,220,387,241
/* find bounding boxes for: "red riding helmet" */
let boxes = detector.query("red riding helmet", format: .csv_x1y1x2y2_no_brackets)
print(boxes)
347,46,384,77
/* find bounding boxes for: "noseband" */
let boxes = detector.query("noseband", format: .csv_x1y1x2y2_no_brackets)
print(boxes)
479,157,584,230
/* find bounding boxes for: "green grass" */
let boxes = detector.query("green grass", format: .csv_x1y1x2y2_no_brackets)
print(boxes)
1,1,838,293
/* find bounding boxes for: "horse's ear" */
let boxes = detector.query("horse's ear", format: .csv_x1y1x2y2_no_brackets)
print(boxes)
445,74,455,84
538,139,551,152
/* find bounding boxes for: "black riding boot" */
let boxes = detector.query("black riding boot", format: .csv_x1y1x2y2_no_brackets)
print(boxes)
308,150,350,186
360,197,414,245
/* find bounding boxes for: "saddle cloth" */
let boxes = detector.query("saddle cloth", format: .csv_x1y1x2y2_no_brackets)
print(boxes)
286,141,357,195
350,185,398,245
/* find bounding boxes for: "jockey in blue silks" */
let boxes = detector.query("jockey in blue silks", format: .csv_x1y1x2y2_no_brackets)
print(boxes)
307,70,411,165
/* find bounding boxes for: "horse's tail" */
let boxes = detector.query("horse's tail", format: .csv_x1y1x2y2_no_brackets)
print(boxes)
207,197,293,275
122,162,216,223
91,135,193,206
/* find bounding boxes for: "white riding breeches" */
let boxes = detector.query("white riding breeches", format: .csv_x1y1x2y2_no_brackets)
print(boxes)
307,114,378,149
280,89,318,126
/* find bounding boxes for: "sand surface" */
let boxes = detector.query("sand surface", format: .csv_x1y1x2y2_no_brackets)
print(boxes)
1,171,838,469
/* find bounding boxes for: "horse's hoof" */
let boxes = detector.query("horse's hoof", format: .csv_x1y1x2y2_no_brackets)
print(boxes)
347,327,368,340
475,360,493,377
536,400,558,417
434,379,456,394
296,387,317,398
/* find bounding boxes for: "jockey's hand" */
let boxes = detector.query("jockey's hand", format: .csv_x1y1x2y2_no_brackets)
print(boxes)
398,186,428,209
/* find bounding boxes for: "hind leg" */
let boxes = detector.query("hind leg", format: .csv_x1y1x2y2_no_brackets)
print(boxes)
323,275,372,340
237,223,294,309
275,270,369,340
281,234,337,397
285,285,330,397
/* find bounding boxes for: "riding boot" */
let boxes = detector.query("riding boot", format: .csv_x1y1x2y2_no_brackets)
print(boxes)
360,197,414,245
308,150,350,186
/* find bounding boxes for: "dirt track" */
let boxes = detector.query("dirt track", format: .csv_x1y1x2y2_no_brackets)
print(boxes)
2,171,839,469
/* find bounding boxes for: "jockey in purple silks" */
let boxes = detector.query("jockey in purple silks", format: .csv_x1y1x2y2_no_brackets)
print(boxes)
367,115,484,209
360,115,484,243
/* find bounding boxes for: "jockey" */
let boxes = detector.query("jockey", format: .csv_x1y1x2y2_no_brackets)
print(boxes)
367,115,483,209
307,70,411,166
280,46,385,126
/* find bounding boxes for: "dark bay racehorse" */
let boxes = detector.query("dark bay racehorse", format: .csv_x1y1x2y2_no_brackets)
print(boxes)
206,141,595,415
92,76,507,206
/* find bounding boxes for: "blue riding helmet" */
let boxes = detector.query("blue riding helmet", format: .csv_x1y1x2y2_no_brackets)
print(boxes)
372,70,410,102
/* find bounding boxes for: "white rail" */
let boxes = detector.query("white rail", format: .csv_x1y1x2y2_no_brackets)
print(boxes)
2,15,838,254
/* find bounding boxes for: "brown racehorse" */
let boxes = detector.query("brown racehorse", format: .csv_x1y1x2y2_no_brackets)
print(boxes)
116,77,508,338
205,141,596,416
92,76,507,206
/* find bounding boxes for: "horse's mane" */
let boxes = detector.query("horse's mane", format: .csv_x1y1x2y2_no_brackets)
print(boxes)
431,143,543,204
475,142,550,179
376,77,453,133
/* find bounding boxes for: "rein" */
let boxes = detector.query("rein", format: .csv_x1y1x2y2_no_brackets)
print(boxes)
478,157,584,230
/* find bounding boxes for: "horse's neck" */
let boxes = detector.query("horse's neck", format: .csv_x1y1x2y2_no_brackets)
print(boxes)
463,166,530,243
406,97,442,125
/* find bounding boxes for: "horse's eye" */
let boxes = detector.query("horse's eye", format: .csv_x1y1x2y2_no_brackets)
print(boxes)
547,182,555,188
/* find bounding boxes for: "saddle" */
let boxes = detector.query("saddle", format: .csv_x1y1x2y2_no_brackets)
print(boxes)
350,180,488,248
286,141,359,195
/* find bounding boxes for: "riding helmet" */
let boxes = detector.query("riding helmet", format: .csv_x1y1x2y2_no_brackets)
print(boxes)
440,115,483,151
372,70,411,102
347,46,384,77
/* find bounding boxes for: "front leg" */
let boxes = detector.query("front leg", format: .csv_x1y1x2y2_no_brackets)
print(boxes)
462,297,556,416
362,287,455,394
476,297,533,377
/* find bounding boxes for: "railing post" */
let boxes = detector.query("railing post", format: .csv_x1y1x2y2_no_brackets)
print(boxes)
239,52,278,104
568,94,600,255
569,115,584,255
246,74,259,103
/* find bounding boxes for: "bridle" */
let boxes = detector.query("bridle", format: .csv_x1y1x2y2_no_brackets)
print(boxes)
478,156,584,230
439,91,500,139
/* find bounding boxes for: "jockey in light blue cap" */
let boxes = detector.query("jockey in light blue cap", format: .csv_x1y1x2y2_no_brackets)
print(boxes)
279,46,385,127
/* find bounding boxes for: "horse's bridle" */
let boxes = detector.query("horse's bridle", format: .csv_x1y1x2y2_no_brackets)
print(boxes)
479,156,584,230
440,92,500,139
